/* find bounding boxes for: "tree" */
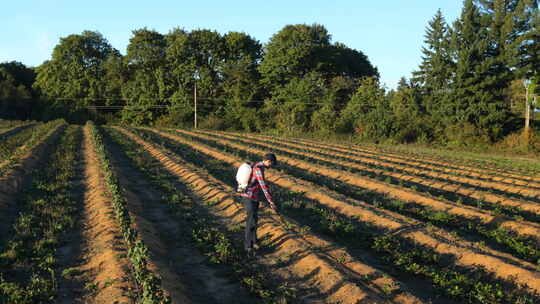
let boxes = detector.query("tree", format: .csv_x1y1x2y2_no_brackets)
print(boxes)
33,31,118,122
389,78,429,142
34,31,117,102
0,61,36,91
263,72,326,133
338,77,392,139
329,43,379,79
259,24,332,90
122,28,167,124
220,32,263,130
443,0,509,140
259,24,377,92
0,63,34,119
412,10,454,120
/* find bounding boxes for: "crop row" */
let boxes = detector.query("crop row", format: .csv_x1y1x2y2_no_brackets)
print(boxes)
293,133,540,188
253,131,540,183
171,128,540,259
371,144,540,178
0,126,80,303
87,122,170,304
0,124,41,161
104,127,288,302
326,135,539,180
216,130,540,192
164,129,540,264
197,130,539,208
130,127,540,304
0,120,65,177
118,127,422,304
0,119,31,131
197,130,540,231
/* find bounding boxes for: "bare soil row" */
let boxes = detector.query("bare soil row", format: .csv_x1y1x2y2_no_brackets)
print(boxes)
175,128,540,244
117,126,424,304
137,127,540,299
0,123,36,139
219,130,540,190
65,125,135,303
197,130,540,215
0,123,65,235
102,126,264,304
246,131,540,184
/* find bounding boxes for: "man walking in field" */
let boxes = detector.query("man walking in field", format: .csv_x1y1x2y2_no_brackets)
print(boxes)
240,153,278,256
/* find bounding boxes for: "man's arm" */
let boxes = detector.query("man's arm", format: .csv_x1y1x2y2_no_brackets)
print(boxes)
254,167,277,210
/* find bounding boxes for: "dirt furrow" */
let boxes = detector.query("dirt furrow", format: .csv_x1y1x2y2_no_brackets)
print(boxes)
139,128,540,297
103,128,257,304
216,130,540,190
116,126,423,304
0,124,65,235
64,125,136,303
199,130,540,216
174,129,540,243
198,130,540,201
0,122,35,139
292,135,540,184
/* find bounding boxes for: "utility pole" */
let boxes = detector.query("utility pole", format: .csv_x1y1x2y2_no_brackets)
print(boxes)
524,79,531,132
194,81,198,129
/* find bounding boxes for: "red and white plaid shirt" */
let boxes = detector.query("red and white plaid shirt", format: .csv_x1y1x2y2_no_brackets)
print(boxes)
240,161,274,206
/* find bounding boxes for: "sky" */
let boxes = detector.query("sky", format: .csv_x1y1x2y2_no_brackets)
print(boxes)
0,0,464,89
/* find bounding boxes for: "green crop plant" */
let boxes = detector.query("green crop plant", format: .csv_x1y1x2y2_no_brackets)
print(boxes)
104,127,293,303
87,123,170,304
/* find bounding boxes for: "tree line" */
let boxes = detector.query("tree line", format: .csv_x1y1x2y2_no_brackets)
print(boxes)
1,0,539,148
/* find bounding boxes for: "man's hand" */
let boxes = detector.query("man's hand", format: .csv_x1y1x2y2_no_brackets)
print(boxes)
268,201,279,214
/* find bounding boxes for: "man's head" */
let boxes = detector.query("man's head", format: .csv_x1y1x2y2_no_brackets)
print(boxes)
262,153,277,168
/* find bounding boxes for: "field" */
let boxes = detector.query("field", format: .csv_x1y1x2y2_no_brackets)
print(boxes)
1,120,540,304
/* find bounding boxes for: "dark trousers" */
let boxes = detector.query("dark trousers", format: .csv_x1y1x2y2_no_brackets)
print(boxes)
243,197,260,250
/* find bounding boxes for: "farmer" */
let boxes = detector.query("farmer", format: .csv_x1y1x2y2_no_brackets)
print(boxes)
240,153,278,256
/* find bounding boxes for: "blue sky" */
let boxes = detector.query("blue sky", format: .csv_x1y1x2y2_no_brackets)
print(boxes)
0,0,463,89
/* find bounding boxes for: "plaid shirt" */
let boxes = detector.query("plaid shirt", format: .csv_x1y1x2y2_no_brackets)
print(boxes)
241,161,274,205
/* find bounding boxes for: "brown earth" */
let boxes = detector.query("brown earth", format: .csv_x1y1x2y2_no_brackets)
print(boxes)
116,126,425,304
198,129,540,202
58,125,135,303
292,134,540,184
102,128,258,304
0,122,36,139
137,127,540,297
214,130,540,190
0,124,65,235
175,129,540,243
303,134,540,188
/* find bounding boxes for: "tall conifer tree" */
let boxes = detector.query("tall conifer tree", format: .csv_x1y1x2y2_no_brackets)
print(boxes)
412,10,454,121
446,0,509,139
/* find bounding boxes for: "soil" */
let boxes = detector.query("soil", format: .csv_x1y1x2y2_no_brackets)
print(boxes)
103,128,257,304
175,129,540,243
0,123,36,139
201,130,540,202
0,124,65,236
116,126,422,304
292,133,540,184
163,128,540,295
56,125,135,304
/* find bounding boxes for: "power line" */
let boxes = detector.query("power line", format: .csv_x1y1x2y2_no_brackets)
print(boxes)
36,96,332,105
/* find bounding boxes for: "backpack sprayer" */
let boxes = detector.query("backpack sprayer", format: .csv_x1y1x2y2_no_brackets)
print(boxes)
236,162,285,225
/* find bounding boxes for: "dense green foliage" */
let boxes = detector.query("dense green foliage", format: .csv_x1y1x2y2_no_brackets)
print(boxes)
0,62,36,120
2,1,539,148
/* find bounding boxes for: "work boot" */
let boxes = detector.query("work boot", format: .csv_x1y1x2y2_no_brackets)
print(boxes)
246,248,256,258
